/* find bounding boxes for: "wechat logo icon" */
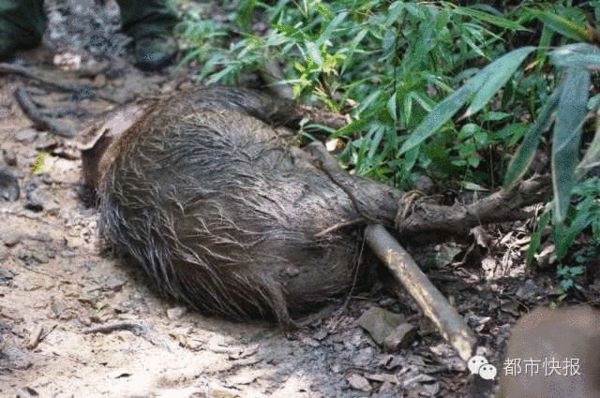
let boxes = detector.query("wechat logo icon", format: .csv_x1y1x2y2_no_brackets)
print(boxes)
468,355,498,380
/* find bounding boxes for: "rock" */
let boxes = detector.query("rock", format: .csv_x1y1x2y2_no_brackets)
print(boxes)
2,232,22,247
358,306,405,346
14,128,38,143
352,347,375,367
0,169,19,201
104,275,127,292
0,267,14,285
346,373,372,392
31,252,49,264
383,323,416,351
24,189,45,212
2,149,17,166
166,306,187,320
25,187,59,213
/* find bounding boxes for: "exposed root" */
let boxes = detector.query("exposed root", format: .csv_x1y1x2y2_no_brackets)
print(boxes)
0,62,122,104
14,87,76,138
395,175,552,237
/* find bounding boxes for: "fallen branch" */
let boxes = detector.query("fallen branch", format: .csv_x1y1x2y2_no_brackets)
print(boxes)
395,175,551,237
365,224,477,361
14,87,76,138
0,62,122,103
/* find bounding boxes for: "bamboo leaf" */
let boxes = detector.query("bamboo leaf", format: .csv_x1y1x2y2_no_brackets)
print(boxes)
398,82,477,155
387,93,397,122
503,90,560,188
552,68,591,223
575,118,600,180
526,211,550,267
452,6,526,30
400,47,533,155
549,43,600,70
464,46,536,117
531,9,591,42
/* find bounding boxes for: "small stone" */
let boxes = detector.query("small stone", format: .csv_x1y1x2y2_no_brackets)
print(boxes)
24,189,44,212
2,149,17,166
104,275,126,292
166,306,187,320
352,347,375,367
31,252,49,264
0,169,19,202
346,373,372,392
383,323,416,351
358,306,405,346
2,232,22,247
0,267,14,285
14,129,37,143
93,73,107,86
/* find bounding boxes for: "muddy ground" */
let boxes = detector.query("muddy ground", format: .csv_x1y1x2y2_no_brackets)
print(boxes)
0,1,596,397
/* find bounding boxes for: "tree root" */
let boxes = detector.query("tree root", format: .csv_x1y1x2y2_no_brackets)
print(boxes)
0,62,122,104
395,175,551,237
14,87,76,138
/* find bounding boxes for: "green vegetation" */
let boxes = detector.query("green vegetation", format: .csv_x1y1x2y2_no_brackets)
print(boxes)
177,1,600,278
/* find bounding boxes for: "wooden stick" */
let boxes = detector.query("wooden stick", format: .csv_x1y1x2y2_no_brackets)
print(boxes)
365,224,477,361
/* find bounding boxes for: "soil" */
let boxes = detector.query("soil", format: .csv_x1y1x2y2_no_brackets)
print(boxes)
1,1,598,397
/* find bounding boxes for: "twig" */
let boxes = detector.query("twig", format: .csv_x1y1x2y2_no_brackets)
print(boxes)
26,325,44,350
82,321,179,352
365,224,477,361
14,87,76,138
0,62,122,103
82,321,148,336
26,324,56,350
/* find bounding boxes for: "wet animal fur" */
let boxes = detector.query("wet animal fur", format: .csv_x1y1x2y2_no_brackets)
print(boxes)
98,87,370,326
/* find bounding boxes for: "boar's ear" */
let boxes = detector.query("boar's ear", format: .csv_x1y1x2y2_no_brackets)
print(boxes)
80,130,114,204
79,102,150,205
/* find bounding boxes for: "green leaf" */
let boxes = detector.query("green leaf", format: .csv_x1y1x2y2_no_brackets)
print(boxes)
464,46,536,117
526,210,550,267
549,43,600,70
305,41,323,66
387,93,397,122
451,6,526,30
552,68,591,223
400,47,534,155
575,120,600,180
503,90,560,189
398,82,476,155
531,9,590,42
317,11,348,46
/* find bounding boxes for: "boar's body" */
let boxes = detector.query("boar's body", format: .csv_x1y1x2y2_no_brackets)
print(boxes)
98,88,363,325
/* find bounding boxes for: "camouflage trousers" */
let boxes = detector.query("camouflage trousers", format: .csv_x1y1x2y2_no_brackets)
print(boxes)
0,0,179,48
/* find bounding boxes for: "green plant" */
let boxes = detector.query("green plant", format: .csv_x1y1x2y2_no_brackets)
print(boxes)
556,264,584,298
